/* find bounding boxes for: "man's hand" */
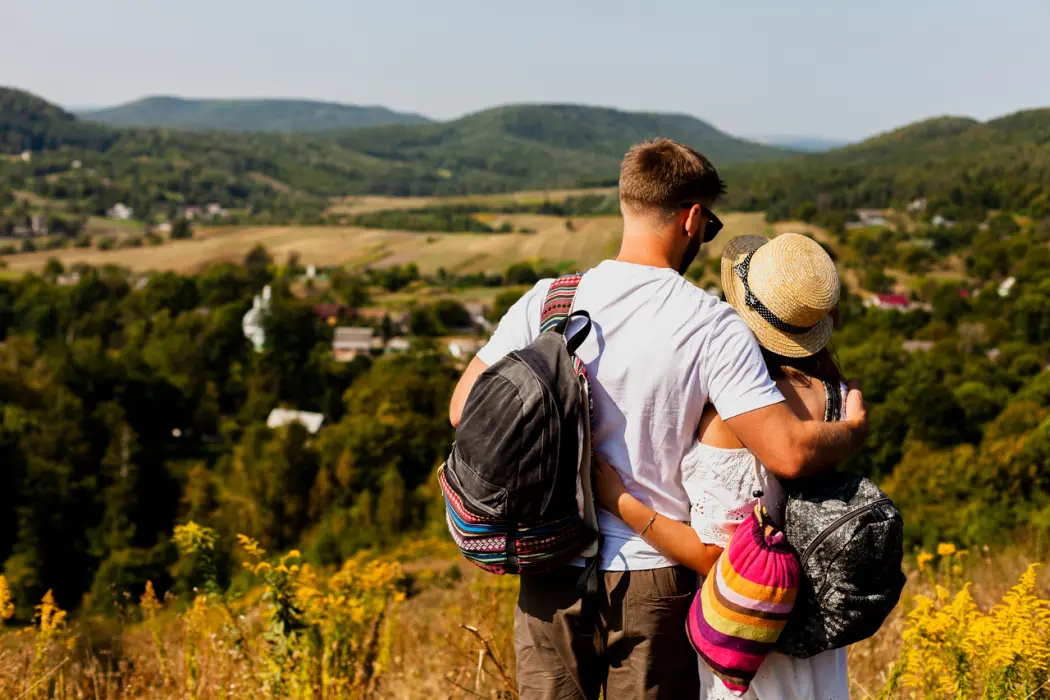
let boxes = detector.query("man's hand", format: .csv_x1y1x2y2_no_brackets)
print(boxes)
723,388,871,480
845,380,870,437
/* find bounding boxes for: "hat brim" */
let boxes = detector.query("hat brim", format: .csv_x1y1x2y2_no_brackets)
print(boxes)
721,236,833,359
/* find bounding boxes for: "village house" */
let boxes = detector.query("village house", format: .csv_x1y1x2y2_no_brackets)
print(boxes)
998,277,1017,298
332,327,376,361
852,209,889,228
907,198,928,214
312,302,351,325
447,338,483,361
931,214,955,228
20,151,31,162
301,265,330,284
108,203,134,220
182,205,203,220
205,202,229,219
385,338,411,353
864,294,913,311
354,307,408,334
465,302,494,333
902,339,936,353
29,215,47,235
266,408,325,435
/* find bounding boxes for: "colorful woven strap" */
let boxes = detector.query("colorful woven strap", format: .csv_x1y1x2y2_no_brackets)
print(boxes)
540,273,584,333
537,272,603,594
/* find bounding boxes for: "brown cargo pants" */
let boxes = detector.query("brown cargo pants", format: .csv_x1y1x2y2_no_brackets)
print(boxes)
514,565,699,700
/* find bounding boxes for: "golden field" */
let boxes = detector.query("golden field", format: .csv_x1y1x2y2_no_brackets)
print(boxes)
0,208,834,278
2,525,1049,699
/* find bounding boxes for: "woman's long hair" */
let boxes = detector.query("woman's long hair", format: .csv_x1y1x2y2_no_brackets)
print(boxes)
760,346,844,385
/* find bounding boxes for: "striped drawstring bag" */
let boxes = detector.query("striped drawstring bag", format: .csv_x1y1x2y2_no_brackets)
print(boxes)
686,504,801,696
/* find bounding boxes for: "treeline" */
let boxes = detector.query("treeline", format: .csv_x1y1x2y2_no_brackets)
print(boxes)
0,255,458,619
343,194,620,232
722,111,1050,222
348,206,507,233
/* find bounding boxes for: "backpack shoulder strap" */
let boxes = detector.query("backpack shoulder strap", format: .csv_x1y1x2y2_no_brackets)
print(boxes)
540,273,584,334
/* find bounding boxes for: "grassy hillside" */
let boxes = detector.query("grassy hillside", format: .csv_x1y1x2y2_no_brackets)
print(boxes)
78,96,433,132
723,110,1050,220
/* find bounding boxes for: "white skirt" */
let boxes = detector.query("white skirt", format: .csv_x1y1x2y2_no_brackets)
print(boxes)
698,648,849,699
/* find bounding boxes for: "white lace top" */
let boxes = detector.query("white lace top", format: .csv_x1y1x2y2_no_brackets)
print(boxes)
681,381,847,546
685,380,851,700
681,444,783,546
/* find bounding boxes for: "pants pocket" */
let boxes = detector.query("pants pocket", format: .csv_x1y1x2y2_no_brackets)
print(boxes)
617,589,699,699
624,589,695,642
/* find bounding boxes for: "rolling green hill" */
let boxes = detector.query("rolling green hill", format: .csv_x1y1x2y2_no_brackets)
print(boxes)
77,96,433,132
328,104,790,194
1,88,794,214
0,87,118,152
723,111,1050,220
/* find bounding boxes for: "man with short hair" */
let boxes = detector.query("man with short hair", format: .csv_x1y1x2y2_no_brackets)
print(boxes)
449,138,869,699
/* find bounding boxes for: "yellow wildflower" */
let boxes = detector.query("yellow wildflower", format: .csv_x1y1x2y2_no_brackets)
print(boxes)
0,574,14,620
937,542,957,557
36,589,67,634
172,521,217,554
237,533,265,559
917,550,935,572
140,580,160,614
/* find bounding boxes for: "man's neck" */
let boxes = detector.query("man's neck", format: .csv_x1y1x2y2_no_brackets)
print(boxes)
615,228,676,270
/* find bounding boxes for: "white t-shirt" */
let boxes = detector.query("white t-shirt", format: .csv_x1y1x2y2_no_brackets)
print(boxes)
476,260,784,570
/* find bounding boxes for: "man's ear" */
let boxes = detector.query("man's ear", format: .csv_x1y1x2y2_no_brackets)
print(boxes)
683,204,704,239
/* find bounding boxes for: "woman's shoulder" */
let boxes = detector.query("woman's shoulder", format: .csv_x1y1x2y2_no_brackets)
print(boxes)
698,403,746,449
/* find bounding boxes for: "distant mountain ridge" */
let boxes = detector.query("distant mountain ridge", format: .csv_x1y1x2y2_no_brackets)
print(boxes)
77,96,433,133
325,104,795,194
751,135,849,152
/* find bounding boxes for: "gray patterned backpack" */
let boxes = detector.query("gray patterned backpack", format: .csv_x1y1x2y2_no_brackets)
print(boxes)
773,380,906,658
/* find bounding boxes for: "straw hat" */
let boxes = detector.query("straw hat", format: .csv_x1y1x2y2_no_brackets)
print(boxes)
721,233,839,358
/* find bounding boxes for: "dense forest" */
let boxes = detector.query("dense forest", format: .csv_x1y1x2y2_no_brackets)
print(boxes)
721,110,1050,222
0,202,1046,620
0,256,460,618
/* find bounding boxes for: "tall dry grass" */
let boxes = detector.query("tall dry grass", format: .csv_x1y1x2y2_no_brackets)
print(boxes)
1,533,1049,699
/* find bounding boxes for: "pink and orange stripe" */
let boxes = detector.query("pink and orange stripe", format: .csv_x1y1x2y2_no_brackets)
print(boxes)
686,508,801,696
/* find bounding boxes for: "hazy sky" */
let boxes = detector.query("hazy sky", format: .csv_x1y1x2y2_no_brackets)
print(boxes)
3,0,1049,140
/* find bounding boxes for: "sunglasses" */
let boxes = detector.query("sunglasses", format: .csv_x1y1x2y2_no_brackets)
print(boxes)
680,203,724,242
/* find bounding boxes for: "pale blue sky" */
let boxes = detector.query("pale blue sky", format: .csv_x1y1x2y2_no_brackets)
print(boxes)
3,0,1049,140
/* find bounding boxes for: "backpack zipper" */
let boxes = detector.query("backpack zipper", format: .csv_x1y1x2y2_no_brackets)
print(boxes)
800,498,893,567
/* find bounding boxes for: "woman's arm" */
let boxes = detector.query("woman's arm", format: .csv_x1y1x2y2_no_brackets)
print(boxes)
594,457,723,576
